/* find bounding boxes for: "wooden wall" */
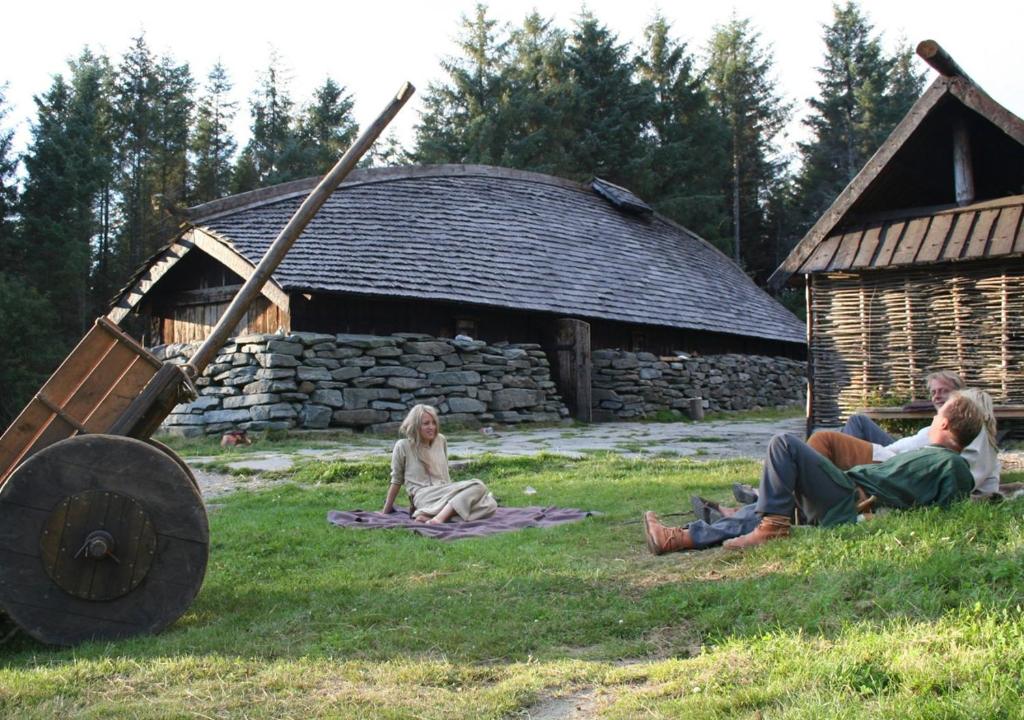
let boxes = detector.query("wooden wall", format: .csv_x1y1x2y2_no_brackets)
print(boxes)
808,259,1024,427
155,294,288,344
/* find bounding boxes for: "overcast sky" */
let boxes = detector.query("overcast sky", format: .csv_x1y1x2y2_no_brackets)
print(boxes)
4,0,1021,162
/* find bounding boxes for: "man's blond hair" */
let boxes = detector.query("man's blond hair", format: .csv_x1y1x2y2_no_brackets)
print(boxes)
940,391,985,449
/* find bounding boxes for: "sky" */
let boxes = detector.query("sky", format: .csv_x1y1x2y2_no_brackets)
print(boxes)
3,0,1022,164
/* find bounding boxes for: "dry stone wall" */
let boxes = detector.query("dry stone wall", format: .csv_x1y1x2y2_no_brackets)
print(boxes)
158,332,568,436
592,349,806,420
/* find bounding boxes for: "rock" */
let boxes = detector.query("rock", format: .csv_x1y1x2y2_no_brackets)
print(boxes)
502,347,528,360
330,366,363,381
255,368,296,380
342,356,376,368
311,389,345,408
296,366,332,381
266,340,303,356
490,388,544,411
403,340,454,356
447,397,486,413
364,365,419,378
202,408,252,424
243,379,298,394
165,413,207,425
256,353,301,368
250,403,298,421
366,345,403,358
305,357,341,370
387,377,430,390
343,388,400,409
335,333,397,349
371,400,408,411
299,405,333,429
416,361,446,373
223,393,281,409
291,332,336,346
428,370,481,385
332,409,390,426
172,396,221,413
451,338,486,351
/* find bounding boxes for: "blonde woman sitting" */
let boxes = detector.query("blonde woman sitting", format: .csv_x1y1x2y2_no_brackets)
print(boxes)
381,404,497,524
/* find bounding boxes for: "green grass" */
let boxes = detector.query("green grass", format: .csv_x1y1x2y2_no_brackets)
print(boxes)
1,455,1022,718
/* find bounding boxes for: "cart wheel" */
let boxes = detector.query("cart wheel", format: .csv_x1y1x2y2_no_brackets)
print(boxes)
0,434,209,645
146,438,202,493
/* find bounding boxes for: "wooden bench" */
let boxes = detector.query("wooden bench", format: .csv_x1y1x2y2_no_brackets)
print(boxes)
861,404,1024,421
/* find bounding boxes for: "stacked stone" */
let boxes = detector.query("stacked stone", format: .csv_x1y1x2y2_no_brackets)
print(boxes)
159,332,567,437
592,349,806,420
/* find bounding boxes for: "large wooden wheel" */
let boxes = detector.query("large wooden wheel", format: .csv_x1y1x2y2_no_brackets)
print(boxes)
0,435,209,645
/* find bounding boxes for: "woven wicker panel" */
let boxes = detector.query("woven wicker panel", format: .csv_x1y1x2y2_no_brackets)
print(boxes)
809,261,1024,426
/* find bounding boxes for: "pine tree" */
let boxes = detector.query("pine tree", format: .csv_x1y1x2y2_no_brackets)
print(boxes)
413,4,508,164
191,62,238,204
706,17,791,278
635,14,729,247
150,55,194,242
294,77,358,175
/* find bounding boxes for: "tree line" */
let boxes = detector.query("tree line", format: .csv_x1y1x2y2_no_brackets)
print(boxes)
0,1,922,425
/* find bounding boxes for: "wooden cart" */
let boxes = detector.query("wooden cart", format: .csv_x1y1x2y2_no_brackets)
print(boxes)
0,83,413,646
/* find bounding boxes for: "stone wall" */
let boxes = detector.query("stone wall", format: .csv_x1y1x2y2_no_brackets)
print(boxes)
159,332,568,436
592,350,806,420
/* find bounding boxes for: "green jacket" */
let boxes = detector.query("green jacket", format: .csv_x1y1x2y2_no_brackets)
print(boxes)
818,446,974,527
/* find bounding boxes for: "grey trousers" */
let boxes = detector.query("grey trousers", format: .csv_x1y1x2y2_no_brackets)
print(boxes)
688,503,760,549
842,414,895,445
754,433,851,524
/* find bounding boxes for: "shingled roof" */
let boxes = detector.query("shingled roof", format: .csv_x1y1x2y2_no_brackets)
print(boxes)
770,41,1024,288
114,165,805,345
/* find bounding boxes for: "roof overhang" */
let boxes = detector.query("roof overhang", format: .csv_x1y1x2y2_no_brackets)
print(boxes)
770,67,1024,289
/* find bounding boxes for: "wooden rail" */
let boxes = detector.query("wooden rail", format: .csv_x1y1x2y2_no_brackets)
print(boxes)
860,405,1024,421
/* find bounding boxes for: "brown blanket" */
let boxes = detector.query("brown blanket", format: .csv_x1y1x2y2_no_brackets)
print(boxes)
326,505,595,540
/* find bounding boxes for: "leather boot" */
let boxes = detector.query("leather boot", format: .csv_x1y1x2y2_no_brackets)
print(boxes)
643,511,694,555
722,514,791,549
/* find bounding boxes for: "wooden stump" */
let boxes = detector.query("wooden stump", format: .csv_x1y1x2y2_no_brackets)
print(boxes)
0,435,208,645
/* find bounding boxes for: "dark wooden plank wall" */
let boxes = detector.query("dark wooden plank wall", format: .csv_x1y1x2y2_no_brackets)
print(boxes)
808,259,1024,427
158,296,287,344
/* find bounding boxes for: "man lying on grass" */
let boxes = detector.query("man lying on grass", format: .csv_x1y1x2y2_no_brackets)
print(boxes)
644,391,985,553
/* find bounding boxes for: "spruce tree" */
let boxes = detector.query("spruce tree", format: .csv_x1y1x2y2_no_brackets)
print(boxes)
191,62,238,204
498,11,570,174
413,3,508,164
0,84,16,250
795,4,925,231
294,77,358,175
706,16,791,279
233,51,301,191
558,12,652,185
635,14,730,248
20,51,114,343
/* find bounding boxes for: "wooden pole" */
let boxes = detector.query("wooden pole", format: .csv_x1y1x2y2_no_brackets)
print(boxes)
953,117,975,206
916,40,968,78
185,82,415,378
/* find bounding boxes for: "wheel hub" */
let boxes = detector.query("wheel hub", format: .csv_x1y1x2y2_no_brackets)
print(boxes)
40,490,157,601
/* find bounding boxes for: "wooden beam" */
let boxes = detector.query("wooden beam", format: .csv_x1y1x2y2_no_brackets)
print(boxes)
554,318,592,423
190,229,291,311
107,239,192,325
916,40,968,78
953,117,975,206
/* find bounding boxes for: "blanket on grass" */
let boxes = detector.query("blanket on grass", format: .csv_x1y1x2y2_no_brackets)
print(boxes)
326,506,595,540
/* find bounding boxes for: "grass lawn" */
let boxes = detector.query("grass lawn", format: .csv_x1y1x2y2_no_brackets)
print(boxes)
1,453,1022,718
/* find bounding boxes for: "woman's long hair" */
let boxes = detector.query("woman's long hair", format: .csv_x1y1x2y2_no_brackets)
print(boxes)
959,388,997,447
399,404,442,475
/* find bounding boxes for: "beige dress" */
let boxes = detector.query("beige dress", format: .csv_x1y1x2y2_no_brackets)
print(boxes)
390,435,497,521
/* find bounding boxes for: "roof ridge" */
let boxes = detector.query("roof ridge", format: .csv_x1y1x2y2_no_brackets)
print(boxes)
185,164,592,223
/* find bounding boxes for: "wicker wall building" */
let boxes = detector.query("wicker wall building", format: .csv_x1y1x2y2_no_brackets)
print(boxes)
770,42,1024,429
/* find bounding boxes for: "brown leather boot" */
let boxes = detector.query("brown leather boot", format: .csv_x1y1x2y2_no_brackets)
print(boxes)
722,514,791,549
643,511,694,555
